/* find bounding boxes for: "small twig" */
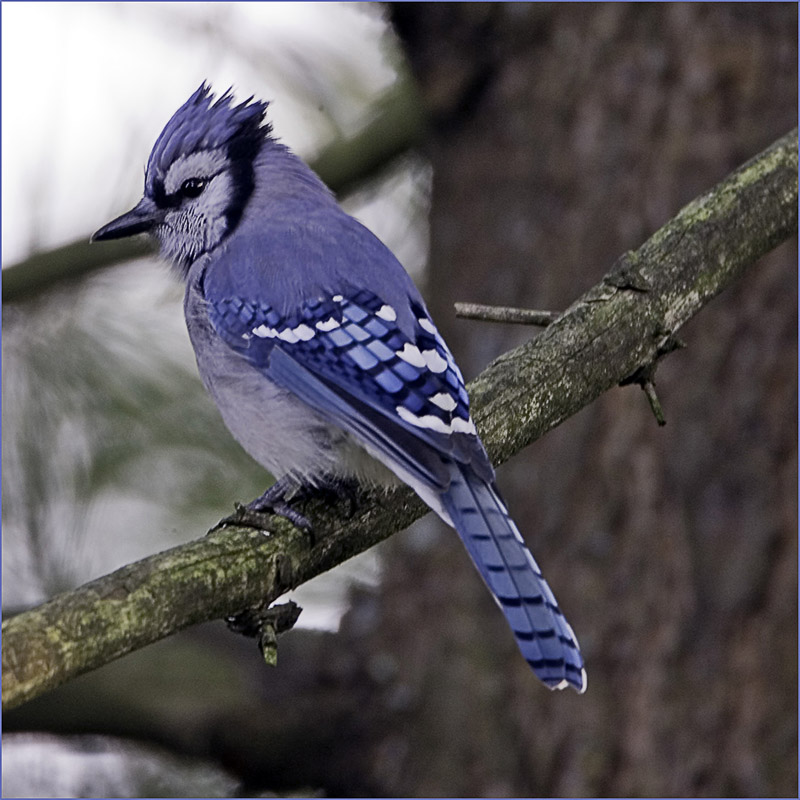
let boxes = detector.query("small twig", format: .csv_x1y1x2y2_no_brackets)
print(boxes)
642,380,667,426
454,302,561,326
620,364,668,426
227,599,303,666
620,336,685,426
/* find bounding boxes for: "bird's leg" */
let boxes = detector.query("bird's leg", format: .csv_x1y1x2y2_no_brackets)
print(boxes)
246,475,314,529
215,474,361,537
215,475,312,533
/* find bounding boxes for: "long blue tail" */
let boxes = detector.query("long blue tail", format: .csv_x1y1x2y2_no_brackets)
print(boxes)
440,462,586,692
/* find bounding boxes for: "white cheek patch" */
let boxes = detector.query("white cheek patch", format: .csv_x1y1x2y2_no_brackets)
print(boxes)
194,172,234,251
161,168,235,260
163,149,229,195
199,172,233,220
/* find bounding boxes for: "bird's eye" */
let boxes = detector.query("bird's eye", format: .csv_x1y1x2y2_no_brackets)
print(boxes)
180,177,208,199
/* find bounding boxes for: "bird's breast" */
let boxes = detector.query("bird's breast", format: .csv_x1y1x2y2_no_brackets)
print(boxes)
183,274,393,487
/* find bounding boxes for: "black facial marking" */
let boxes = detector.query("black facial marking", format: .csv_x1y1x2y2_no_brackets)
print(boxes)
152,175,210,209
152,178,179,209
224,135,260,234
223,161,253,233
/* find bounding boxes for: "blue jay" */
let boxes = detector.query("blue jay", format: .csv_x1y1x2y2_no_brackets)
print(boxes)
93,84,586,693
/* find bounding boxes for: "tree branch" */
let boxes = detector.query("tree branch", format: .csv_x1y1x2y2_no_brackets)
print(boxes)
454,303,560,326
3,128,796,711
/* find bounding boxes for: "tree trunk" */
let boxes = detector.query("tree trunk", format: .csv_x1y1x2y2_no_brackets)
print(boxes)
347,4,797,795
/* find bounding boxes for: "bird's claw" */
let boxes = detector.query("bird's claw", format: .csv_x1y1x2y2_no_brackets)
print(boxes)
214,500,313,537
212,475,360,543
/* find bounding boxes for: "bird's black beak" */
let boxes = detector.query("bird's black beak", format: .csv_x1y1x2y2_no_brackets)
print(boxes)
92,197,163,242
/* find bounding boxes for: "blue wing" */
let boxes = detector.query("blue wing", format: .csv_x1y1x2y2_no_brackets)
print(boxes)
205,283,494,492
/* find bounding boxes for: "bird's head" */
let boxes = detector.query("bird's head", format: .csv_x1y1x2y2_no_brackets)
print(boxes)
92,83,269,275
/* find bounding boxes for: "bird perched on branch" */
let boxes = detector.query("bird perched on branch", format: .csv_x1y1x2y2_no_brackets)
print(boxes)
93,84,586,693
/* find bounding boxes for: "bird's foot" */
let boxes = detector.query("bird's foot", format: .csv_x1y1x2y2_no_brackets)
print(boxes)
215,475,312,534
214,474,360,541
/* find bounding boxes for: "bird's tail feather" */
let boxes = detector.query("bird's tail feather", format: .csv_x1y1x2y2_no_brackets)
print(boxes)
440,462,586,693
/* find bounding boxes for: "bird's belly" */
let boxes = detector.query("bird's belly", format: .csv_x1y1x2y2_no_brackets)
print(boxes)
188,318,391,486
209,357,346,479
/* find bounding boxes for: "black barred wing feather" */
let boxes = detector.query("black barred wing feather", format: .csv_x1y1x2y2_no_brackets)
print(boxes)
208,287,494,490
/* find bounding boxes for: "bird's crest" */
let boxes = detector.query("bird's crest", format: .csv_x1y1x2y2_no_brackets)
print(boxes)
146,83,270,193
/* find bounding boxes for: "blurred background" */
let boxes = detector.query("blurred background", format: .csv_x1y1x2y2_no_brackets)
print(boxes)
2,2,796,797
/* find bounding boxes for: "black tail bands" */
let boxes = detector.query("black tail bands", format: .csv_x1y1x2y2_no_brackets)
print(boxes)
440,462,586,693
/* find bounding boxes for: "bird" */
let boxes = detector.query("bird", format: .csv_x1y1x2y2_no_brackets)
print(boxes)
93,83,586,693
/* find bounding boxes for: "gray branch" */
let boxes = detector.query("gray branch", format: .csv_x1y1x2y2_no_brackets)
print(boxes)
2,128,796,711
454,303,560,326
